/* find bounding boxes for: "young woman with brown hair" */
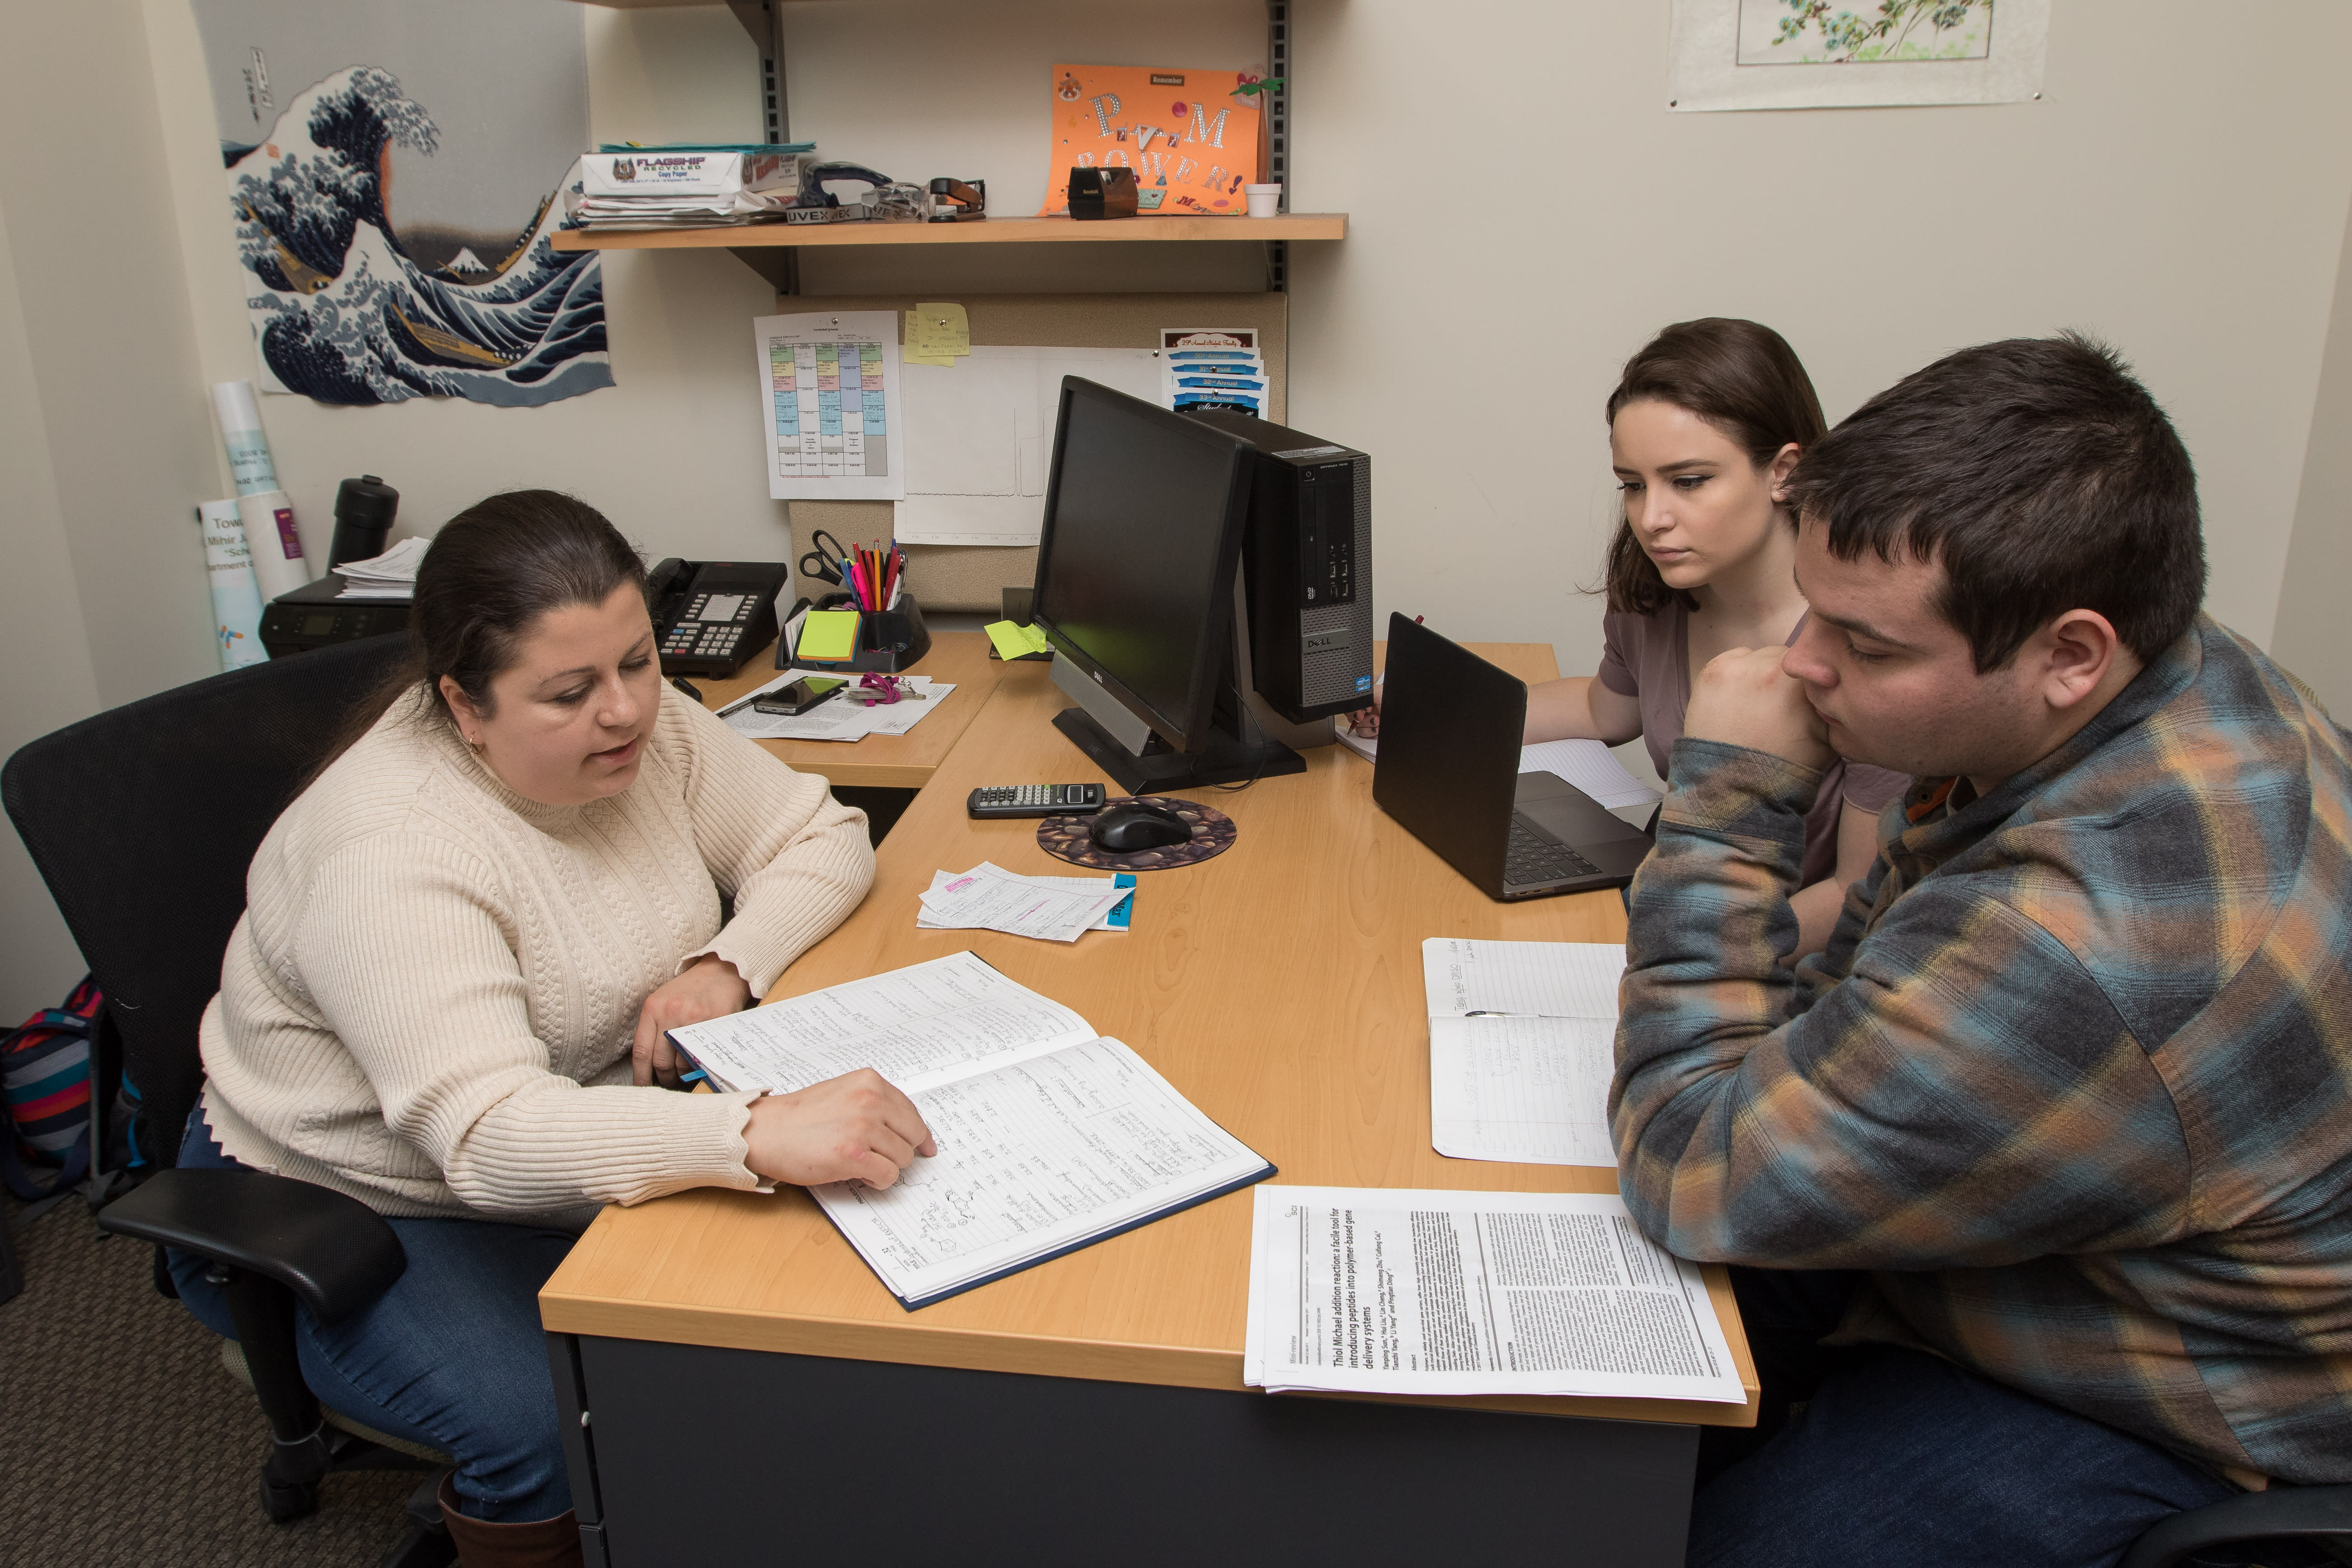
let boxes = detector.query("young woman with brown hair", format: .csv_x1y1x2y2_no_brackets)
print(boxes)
1559,318,1907,951
1359,319,1904,952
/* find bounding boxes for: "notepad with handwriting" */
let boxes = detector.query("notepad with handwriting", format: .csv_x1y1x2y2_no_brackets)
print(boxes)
1422,938,1625,1169
666,952,1274,1308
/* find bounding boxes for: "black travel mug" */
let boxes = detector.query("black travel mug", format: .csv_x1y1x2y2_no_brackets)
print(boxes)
327,474,400,569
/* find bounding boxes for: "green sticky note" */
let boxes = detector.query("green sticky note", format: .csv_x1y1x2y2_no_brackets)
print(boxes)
797,610,862,662
984,619,1050,661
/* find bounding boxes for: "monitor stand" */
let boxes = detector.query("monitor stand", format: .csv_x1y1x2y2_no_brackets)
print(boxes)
1051,708,1306,794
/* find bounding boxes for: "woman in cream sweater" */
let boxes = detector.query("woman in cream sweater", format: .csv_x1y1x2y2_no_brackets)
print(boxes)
169,491,930,1566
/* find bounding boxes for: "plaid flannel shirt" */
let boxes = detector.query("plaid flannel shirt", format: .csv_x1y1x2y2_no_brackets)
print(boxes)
1612,615,2352,1484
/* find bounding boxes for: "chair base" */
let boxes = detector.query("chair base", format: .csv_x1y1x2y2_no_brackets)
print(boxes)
384,1470,457,1568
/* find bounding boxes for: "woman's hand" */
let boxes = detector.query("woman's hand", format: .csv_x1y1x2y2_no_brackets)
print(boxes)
1344,677,1384,738
743,1069,937,1189
633,954,753,1087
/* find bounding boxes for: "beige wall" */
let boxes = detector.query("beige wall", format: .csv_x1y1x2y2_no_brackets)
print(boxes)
1290,0,2352,665
9,0,2352,1012
0,0,226,1018
2270,197,2352,713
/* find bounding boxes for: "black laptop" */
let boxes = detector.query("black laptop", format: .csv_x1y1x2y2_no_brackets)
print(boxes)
1372,614,1653,900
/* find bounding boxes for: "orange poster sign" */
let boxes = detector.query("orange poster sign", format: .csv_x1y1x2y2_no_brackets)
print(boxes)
1040,64,1267,218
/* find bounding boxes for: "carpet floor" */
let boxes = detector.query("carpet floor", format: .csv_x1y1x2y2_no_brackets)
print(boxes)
0,1189,424,1567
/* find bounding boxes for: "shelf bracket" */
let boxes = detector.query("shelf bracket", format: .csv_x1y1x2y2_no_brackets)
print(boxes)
1266,0,1290,293
727,0,802,294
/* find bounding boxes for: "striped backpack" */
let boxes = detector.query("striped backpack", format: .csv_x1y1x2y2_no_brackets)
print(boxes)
2,976,101,1200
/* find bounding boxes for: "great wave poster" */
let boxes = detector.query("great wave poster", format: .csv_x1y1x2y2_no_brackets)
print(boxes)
191,0,612,406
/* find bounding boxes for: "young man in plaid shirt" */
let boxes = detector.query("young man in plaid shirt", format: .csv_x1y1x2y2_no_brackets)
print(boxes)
1615,333,2352,1565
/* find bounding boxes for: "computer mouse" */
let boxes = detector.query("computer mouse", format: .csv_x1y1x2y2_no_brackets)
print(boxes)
1088,798,1194,853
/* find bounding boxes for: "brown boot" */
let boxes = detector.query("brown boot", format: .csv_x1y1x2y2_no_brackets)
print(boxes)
437,1469,585,1568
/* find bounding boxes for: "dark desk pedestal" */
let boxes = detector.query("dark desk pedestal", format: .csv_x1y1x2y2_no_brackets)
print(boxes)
548,1334,1697,1567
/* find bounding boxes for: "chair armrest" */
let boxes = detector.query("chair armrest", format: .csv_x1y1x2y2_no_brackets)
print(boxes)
2120,1484,2352,1568
98,1167,405,1325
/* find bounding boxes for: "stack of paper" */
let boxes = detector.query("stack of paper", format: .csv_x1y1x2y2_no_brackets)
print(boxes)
917,862,1132,942
332,536,429,601
1424,938,1624,1168
566,145,812,230
1242,1185,1745,1405
717,672,954,742
1160,327,1268,418
664,951,1274,1308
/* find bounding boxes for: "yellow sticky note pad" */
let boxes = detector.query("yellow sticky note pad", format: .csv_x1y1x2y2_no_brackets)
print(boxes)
984,619,1051,661
797,610,863,662
905,303,970,366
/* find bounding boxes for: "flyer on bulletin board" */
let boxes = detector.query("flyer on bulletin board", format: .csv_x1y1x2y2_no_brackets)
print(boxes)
1040,64,1267,218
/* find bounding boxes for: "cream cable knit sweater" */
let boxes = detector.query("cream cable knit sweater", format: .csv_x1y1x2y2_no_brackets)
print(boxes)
197,682,873,1227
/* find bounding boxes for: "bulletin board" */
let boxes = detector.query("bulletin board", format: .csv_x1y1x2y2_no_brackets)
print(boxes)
781,292,1288,613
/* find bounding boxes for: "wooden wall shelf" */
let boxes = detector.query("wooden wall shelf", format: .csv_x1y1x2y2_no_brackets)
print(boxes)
552,214,1345,252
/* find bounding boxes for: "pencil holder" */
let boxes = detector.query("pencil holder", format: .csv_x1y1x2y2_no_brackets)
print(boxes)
805,592,932,672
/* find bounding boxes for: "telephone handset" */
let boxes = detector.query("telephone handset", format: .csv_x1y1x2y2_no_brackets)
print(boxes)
646,558,789,678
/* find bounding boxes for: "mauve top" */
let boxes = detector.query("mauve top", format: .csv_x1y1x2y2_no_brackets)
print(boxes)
1598,602,1911,888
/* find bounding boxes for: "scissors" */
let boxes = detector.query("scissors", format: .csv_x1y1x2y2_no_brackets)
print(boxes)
797,528,850,587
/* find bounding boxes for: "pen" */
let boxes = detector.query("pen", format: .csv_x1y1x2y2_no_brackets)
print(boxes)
669,676,702,701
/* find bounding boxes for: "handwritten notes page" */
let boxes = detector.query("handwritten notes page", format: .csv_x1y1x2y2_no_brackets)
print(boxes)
718,673,955,742
1421,939,1627,1169
665,952,1272,1308
666,950,1094,1096
817,1036,1271,1308
1243,1185,1745,1405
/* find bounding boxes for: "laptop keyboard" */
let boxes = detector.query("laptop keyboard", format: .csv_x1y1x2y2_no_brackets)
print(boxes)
1505,820,1600,886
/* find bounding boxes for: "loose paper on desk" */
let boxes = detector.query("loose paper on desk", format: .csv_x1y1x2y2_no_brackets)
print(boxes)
896,345,1159,546
1242,1185,1745,1405
921,869,1131,933
718,672,954,742
917,862,1130,942
1423,938,1626,1168
664,951,1273,1308
904,303,970,367
754,310,906,501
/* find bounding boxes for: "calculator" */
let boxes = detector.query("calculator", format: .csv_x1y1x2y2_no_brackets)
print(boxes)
966,784,1108,818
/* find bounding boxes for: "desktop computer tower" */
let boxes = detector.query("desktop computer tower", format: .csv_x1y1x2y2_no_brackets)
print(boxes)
1182,411,1375,724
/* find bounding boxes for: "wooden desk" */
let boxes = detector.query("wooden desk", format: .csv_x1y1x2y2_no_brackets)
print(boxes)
687,630,1003,790
542,647,1751,1567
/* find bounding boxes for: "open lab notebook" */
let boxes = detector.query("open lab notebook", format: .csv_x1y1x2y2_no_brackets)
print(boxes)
665,952,1274,1309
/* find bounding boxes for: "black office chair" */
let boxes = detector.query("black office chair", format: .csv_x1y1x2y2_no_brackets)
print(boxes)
2121,1484,2352,1567
2,635,456,1567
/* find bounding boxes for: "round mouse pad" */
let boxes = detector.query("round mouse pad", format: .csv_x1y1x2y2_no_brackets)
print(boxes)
1036,795,1238,872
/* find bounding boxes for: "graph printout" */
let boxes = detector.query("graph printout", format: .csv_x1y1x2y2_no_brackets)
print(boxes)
754,310,906,500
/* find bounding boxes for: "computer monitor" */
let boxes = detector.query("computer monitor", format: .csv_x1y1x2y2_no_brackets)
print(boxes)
1030,377,1312,792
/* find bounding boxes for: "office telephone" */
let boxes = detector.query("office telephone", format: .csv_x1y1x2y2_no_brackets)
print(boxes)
647,558,789,678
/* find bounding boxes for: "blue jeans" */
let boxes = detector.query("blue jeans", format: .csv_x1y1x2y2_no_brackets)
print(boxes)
1691,1268,2329,1568
168,1111,579,1522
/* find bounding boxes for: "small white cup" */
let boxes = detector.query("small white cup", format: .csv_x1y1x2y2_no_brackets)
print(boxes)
1244,183,1281,218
